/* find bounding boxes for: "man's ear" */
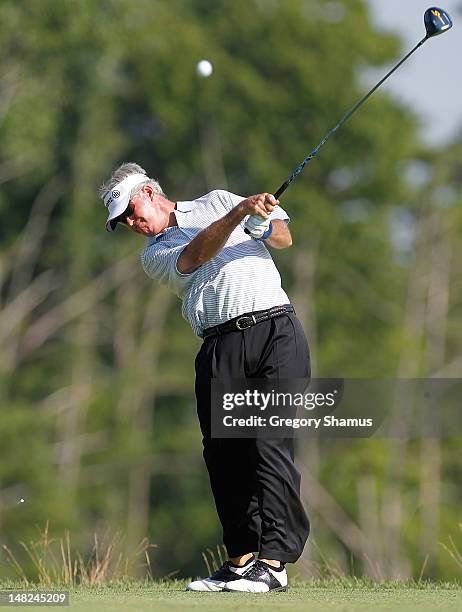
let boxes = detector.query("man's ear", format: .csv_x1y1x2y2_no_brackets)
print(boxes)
143,183,154,199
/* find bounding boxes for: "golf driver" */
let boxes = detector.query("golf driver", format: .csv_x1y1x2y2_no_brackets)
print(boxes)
272,7,453,200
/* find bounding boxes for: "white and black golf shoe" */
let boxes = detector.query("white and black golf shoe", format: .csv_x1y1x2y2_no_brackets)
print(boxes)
186,556,256,592
223,559,288,593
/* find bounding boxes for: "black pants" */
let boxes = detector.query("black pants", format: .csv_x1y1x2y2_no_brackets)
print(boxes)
195,311,311,563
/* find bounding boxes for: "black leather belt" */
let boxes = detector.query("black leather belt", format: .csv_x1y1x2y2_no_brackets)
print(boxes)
202,304,294,340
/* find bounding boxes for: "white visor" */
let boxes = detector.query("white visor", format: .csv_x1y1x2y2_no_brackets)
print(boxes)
103,173,148,232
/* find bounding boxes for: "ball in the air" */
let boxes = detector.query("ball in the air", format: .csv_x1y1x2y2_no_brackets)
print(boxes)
196,60,213,78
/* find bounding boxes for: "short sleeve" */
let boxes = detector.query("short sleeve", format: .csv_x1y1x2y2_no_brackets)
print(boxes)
269,204,290,223
140,241,197,297
216,190,242,213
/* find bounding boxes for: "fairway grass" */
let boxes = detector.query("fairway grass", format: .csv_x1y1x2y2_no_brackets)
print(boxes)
1,579,460,611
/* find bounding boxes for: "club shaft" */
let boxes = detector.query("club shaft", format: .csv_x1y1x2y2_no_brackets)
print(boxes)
273,36,428,200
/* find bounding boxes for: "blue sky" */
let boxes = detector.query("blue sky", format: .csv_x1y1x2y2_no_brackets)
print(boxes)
368,0,461,146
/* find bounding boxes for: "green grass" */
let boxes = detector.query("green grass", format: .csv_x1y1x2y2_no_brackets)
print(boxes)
1,579,461,611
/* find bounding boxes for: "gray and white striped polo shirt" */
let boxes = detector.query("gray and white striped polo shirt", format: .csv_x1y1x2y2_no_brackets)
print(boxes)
140,189,291,337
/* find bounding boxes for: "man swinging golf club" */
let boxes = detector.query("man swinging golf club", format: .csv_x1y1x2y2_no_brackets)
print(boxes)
99,6,454,593
100,162,311,593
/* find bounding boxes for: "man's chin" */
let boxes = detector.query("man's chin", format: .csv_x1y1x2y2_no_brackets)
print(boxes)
134,226,155,237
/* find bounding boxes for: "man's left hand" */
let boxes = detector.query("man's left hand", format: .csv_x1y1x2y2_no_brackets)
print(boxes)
245,214,272,240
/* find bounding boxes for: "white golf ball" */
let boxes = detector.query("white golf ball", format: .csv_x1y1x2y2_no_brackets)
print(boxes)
196,60,213,78
19,498,25,503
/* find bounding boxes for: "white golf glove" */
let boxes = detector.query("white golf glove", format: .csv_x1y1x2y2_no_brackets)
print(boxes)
244,214,273,240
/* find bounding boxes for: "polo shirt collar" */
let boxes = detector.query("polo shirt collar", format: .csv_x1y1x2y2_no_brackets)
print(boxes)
149,200,196,243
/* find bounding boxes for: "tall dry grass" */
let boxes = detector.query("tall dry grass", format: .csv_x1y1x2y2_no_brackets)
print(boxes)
2,522,156,586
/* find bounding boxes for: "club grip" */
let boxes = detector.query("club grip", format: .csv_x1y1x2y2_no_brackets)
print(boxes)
274,180,290,200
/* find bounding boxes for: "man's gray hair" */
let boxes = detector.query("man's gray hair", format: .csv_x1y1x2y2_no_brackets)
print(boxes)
99,162,165,200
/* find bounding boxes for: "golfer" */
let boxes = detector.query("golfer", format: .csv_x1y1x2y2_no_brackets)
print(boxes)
100,162,310,593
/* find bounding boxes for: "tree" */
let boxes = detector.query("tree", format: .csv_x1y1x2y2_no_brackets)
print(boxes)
1,0,459,581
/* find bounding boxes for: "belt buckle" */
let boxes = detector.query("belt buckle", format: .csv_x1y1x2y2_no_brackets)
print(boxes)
236,315,256,330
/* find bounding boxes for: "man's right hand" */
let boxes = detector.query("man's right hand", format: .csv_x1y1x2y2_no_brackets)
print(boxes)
237,193,279,219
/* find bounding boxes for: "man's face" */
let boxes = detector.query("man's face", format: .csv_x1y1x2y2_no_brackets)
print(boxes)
119,186,165,236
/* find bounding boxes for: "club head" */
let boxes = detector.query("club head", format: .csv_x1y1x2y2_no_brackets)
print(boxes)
424,7,453,38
